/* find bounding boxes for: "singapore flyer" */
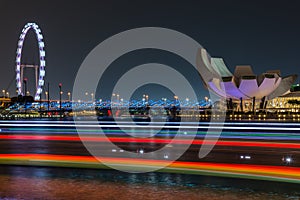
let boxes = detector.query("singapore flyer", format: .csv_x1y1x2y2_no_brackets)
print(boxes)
15,22,46,100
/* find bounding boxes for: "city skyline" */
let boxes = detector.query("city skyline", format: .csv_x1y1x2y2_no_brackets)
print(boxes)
1,1,300,99
1,2,300,198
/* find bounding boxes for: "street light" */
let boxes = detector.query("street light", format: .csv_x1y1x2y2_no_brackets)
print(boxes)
2,89,5,98
6,92,9,98
162,98,167,105
59,83,62,117
67,92,71,102
46,82,50,113
23,78,28,115
85,92,89,102
186,98,189,106
112,93,116,104
91,93,94,102
174,96,178,104
45,91,48,101
23,78,27,96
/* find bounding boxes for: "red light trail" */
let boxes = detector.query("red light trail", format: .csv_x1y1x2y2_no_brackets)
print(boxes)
0,134,300,149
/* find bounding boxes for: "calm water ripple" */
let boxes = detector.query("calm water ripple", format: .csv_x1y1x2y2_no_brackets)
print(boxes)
0,166,299,200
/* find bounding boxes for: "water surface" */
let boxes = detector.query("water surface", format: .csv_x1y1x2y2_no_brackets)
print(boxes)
0,166,299,200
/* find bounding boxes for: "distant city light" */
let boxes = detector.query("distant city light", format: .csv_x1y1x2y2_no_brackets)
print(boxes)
240,155,251,160
286,157,292,163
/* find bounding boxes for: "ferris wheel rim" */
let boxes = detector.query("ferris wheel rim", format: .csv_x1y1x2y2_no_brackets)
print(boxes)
15,22,46,101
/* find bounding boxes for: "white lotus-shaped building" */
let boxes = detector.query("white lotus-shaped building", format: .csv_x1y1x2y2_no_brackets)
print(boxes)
196,48,297,101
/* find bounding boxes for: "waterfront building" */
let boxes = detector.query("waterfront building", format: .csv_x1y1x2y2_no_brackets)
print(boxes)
197,48,297,112
268,85,300,112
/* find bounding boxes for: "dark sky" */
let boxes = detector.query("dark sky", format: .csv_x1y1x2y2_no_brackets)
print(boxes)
1,0,300,100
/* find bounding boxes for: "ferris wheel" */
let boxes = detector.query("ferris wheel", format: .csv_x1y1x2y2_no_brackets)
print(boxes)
15,22,46,100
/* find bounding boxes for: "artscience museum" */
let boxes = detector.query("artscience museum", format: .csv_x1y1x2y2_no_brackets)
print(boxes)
197,48,297,112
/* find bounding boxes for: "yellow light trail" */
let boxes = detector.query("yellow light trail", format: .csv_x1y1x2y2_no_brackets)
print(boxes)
0,154,300,183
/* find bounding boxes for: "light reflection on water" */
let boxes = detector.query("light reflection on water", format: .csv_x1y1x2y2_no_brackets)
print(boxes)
0,166,299,200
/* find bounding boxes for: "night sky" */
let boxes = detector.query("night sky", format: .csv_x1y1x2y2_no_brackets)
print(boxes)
1,0,300,100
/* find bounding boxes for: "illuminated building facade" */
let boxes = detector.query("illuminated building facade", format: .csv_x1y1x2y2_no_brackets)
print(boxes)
197,48,297,112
